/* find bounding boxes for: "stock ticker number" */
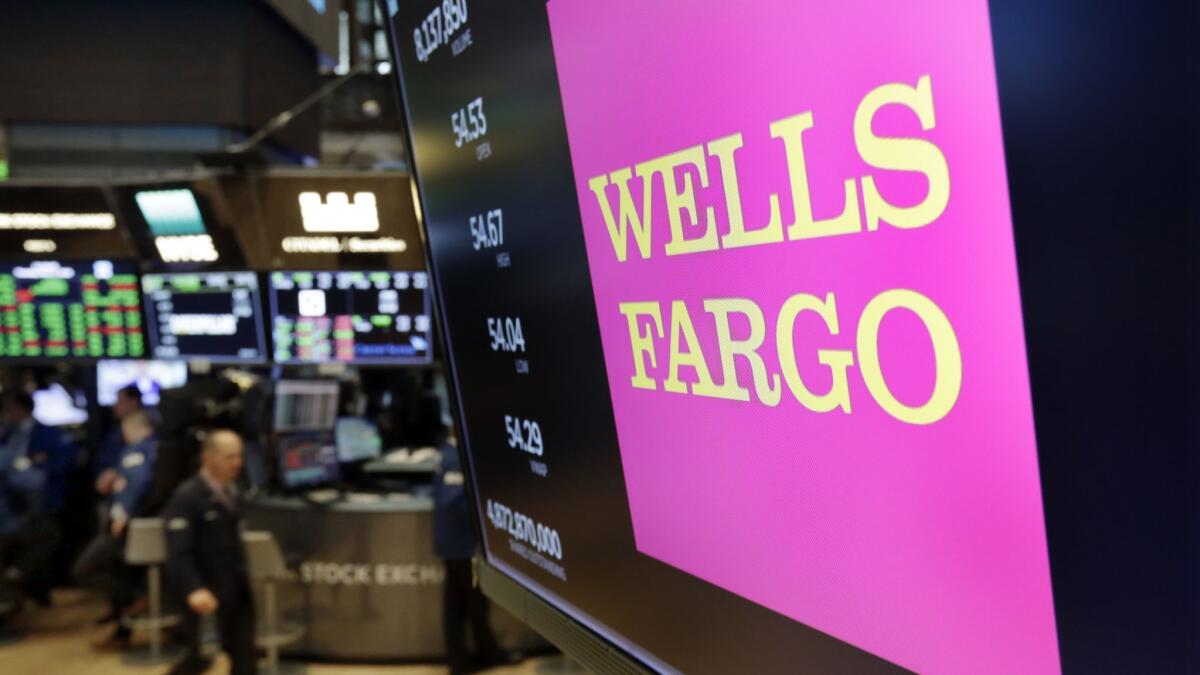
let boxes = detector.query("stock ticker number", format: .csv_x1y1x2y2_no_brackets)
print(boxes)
413,0,468,63
486,499,563,561
505,415,544,457
487,316,525,353
470,209,504,250
452,97,487,148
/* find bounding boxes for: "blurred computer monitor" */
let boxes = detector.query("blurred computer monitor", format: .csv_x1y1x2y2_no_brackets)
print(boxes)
335,417,382,463
97,359,188,406
276,432,339,489
141,271,267,363
32,383,88,426
273,380,339,432
242,440,268,491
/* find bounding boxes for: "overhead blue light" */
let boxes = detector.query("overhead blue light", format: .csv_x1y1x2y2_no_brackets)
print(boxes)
135,189,206,237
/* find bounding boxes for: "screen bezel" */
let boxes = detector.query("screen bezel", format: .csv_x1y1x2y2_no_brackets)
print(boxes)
272,378,341,433
95,358,189,406
275,430,342,490
140,270,269,364
376,5,653,672
334,416,384,464
0,258,147,363
265,268,435,366
379,2,1199,674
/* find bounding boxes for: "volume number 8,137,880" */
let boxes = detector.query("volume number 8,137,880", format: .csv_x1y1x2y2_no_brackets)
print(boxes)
413,0,468,63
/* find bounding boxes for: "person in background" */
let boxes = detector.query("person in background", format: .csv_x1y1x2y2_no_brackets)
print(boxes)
83,411,159,650
107,411,159,539
163,429,257,675
0,390,77,605
0,410,48,619
92,384,143,486
434,432,506,675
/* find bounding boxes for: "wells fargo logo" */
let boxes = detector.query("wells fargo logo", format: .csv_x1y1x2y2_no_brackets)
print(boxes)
588,76,959,425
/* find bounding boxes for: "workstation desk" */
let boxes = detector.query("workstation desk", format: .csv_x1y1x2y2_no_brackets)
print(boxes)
245,491,544,661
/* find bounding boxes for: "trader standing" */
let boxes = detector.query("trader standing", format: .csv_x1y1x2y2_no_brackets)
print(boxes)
0,418,47,614
1,391,79,518
434,434,505,675
162,429,257,675
0,390,76,605
92,384,143,483
83,410,161,650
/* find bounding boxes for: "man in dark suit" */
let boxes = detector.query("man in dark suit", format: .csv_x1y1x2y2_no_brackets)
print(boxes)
0,410,47,620
0,390,77,605
92,384,143,484
1,390,78,517
81,410,161,650
163,428,256,675
434,435,505,675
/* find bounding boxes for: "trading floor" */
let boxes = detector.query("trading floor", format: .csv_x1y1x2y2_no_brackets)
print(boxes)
5,590,568,675
0,3,1193,675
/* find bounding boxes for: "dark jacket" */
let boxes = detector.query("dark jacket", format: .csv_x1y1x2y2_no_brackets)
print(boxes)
109,435,158,522
162,474,249,605
93,426,124,478
0,451,46,536
0,420,77,514
433,443,477,560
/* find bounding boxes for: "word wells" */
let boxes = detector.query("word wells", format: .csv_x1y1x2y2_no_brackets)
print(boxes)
588,75,948,260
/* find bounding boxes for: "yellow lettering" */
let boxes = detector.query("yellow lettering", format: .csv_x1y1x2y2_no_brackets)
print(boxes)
663,300,717,394
776,292,854,413
708,132,785,249
618,302,664,390
768,112,862,241
588,169,654,262
856,289,961,424
636,146,719,257
701,298,781,405
854,74,950,231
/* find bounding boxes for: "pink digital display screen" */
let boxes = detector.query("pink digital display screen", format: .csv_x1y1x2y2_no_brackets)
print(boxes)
548,2,1059,673
384,0,1087,671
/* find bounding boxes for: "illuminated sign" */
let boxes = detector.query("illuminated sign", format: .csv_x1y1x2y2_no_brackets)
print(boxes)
268,270,432,364
155,234,219,263
298,191,380,233
23,239,57,253
542,2,1059,673
167,313,239,335
134,188,219,263
142,272,265,362
135,189,206,236
0,260,143,359
13,261,79,280
0,212,115,230
281,236,406,254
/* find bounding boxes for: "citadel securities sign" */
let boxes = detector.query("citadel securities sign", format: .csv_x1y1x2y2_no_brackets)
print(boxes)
548,2,1060,675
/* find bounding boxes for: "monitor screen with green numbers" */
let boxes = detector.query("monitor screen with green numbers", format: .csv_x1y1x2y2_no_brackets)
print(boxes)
0,260,144,360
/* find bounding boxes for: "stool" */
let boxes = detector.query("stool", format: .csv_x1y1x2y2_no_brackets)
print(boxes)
243,531,305,675
121,518,182,666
